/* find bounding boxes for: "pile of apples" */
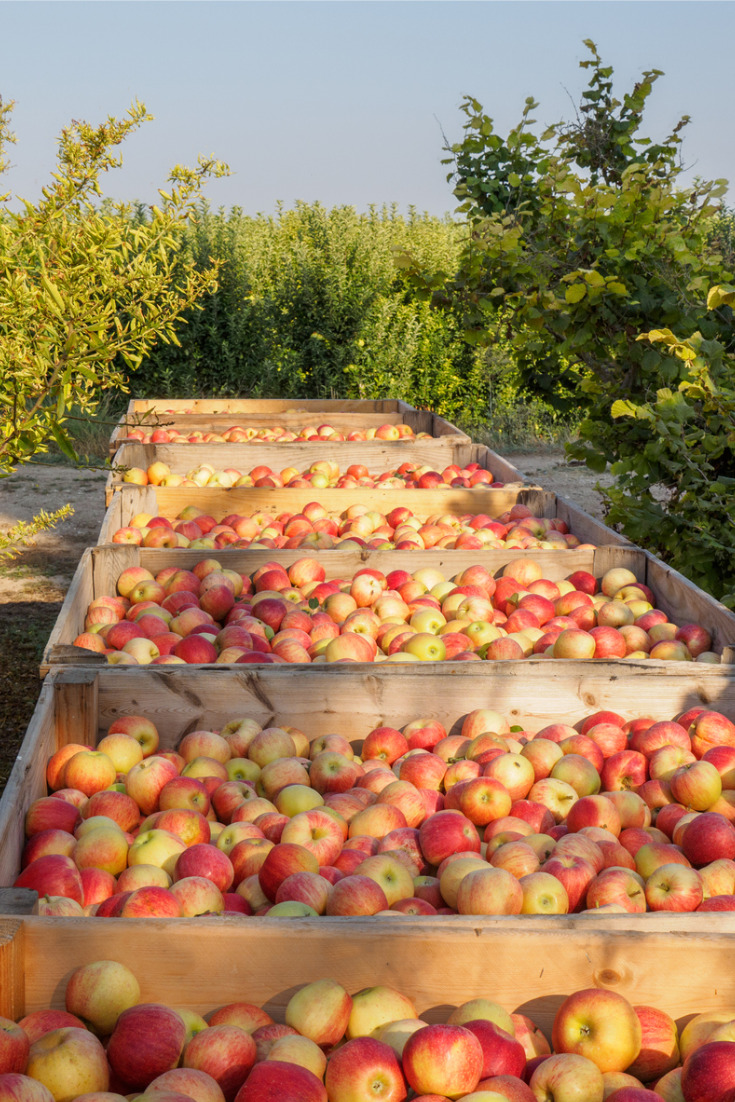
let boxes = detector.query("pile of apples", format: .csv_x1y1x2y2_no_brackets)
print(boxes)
121,420,430,444
72,557,719,666
16,701,735,925
3,960,731,1102
111,501,585,553
120,459,506,490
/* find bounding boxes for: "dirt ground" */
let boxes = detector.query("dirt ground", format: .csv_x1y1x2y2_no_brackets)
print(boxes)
0,452,614,795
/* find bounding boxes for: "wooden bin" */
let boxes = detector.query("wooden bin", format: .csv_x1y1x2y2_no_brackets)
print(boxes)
3,912,735,1032
97,485,627,549
5,661,735,922
105,442,528,505
109,398,469,455
41,544,735,675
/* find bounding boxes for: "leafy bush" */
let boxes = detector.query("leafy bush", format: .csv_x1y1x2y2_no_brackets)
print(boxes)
126,202,505,431
406,40,735,597
604,294,735,604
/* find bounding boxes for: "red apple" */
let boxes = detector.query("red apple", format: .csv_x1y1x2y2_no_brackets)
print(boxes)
234,1060,327,1102
552,988,642,1072
107,1004,187,1089
402,1023,483,1098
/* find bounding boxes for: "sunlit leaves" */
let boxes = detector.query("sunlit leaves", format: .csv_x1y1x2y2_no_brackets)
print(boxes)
0,98,229,475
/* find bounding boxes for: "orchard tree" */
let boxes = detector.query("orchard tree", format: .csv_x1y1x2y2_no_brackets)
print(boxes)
0,96,228,476
409,40,735,599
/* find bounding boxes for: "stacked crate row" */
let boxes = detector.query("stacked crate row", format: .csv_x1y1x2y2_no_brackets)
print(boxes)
2,397,735,1099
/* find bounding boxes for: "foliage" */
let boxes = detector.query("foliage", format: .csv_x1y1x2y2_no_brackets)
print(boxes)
125,202,505,433
410,39,735,597
605,294,735,604
0,96,229,476
0,504,74,563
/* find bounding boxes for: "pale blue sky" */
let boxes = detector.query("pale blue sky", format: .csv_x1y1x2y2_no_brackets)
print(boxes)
1,1,733,215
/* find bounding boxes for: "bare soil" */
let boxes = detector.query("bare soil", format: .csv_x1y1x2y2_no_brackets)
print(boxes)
0,453,613,795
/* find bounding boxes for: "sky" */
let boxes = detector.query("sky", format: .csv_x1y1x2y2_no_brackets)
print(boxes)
1,1,733,218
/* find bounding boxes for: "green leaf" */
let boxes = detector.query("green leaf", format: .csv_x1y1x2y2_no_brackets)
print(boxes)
707,285,735,310
585,452,608,473
565,284,587,304
49,421,78,462
611,399,638,419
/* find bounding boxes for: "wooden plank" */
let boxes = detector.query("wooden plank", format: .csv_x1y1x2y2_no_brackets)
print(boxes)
20,659,735,770
105,441,531,504
112,402,451,449
555,496,634,548
54,667,99,747
644,552,735,653
97,486,628,551
0,890,36,915
125,398,407,415
40,549,97,677
102,485,555,530
0,919,25,1020
110,410,468,453
2,917,735,1030
86,661,735,745
0,676,61,886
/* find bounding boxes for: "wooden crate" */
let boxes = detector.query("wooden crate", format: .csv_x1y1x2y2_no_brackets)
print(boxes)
109,399,469,455
5,661,735,926
41,544,735,675
3,912,735,1031
105,442,528,505
97,485,627,548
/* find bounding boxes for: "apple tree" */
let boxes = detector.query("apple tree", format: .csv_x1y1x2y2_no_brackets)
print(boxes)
408,40,735,598
0,95,228,477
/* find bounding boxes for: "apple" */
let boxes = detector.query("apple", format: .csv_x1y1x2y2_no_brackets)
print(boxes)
119,886,183,917
170,875,225,916
25,796,81,836
543,854,597,913
354,853,415,906
681,1040,735,1102
435,854,486,911
527,778,579,822
644,863,704,912
681,813,735,867
529,1053,604,1102
258,842,320,901
552,988,642,1072
402,1023,484,1098
624,1004,680,1083
72,822,129,877
668,760,723,813
550,755,602,799
26,1027,110,1099
64,960,141,1037
0,1017,29,1074
234,1059,327,1102
182,1024,256,1101
125,756,180,816
690,712,735,758
463,1019,526,1080
285,980,353,1047
323,1035,407,1101
418,810,481,866
107,1003,187,1089
62,751,117,798
326,875,389,916
14,854,84,903
456,867,523,915
0,1074,56,1101
519,870,570,914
